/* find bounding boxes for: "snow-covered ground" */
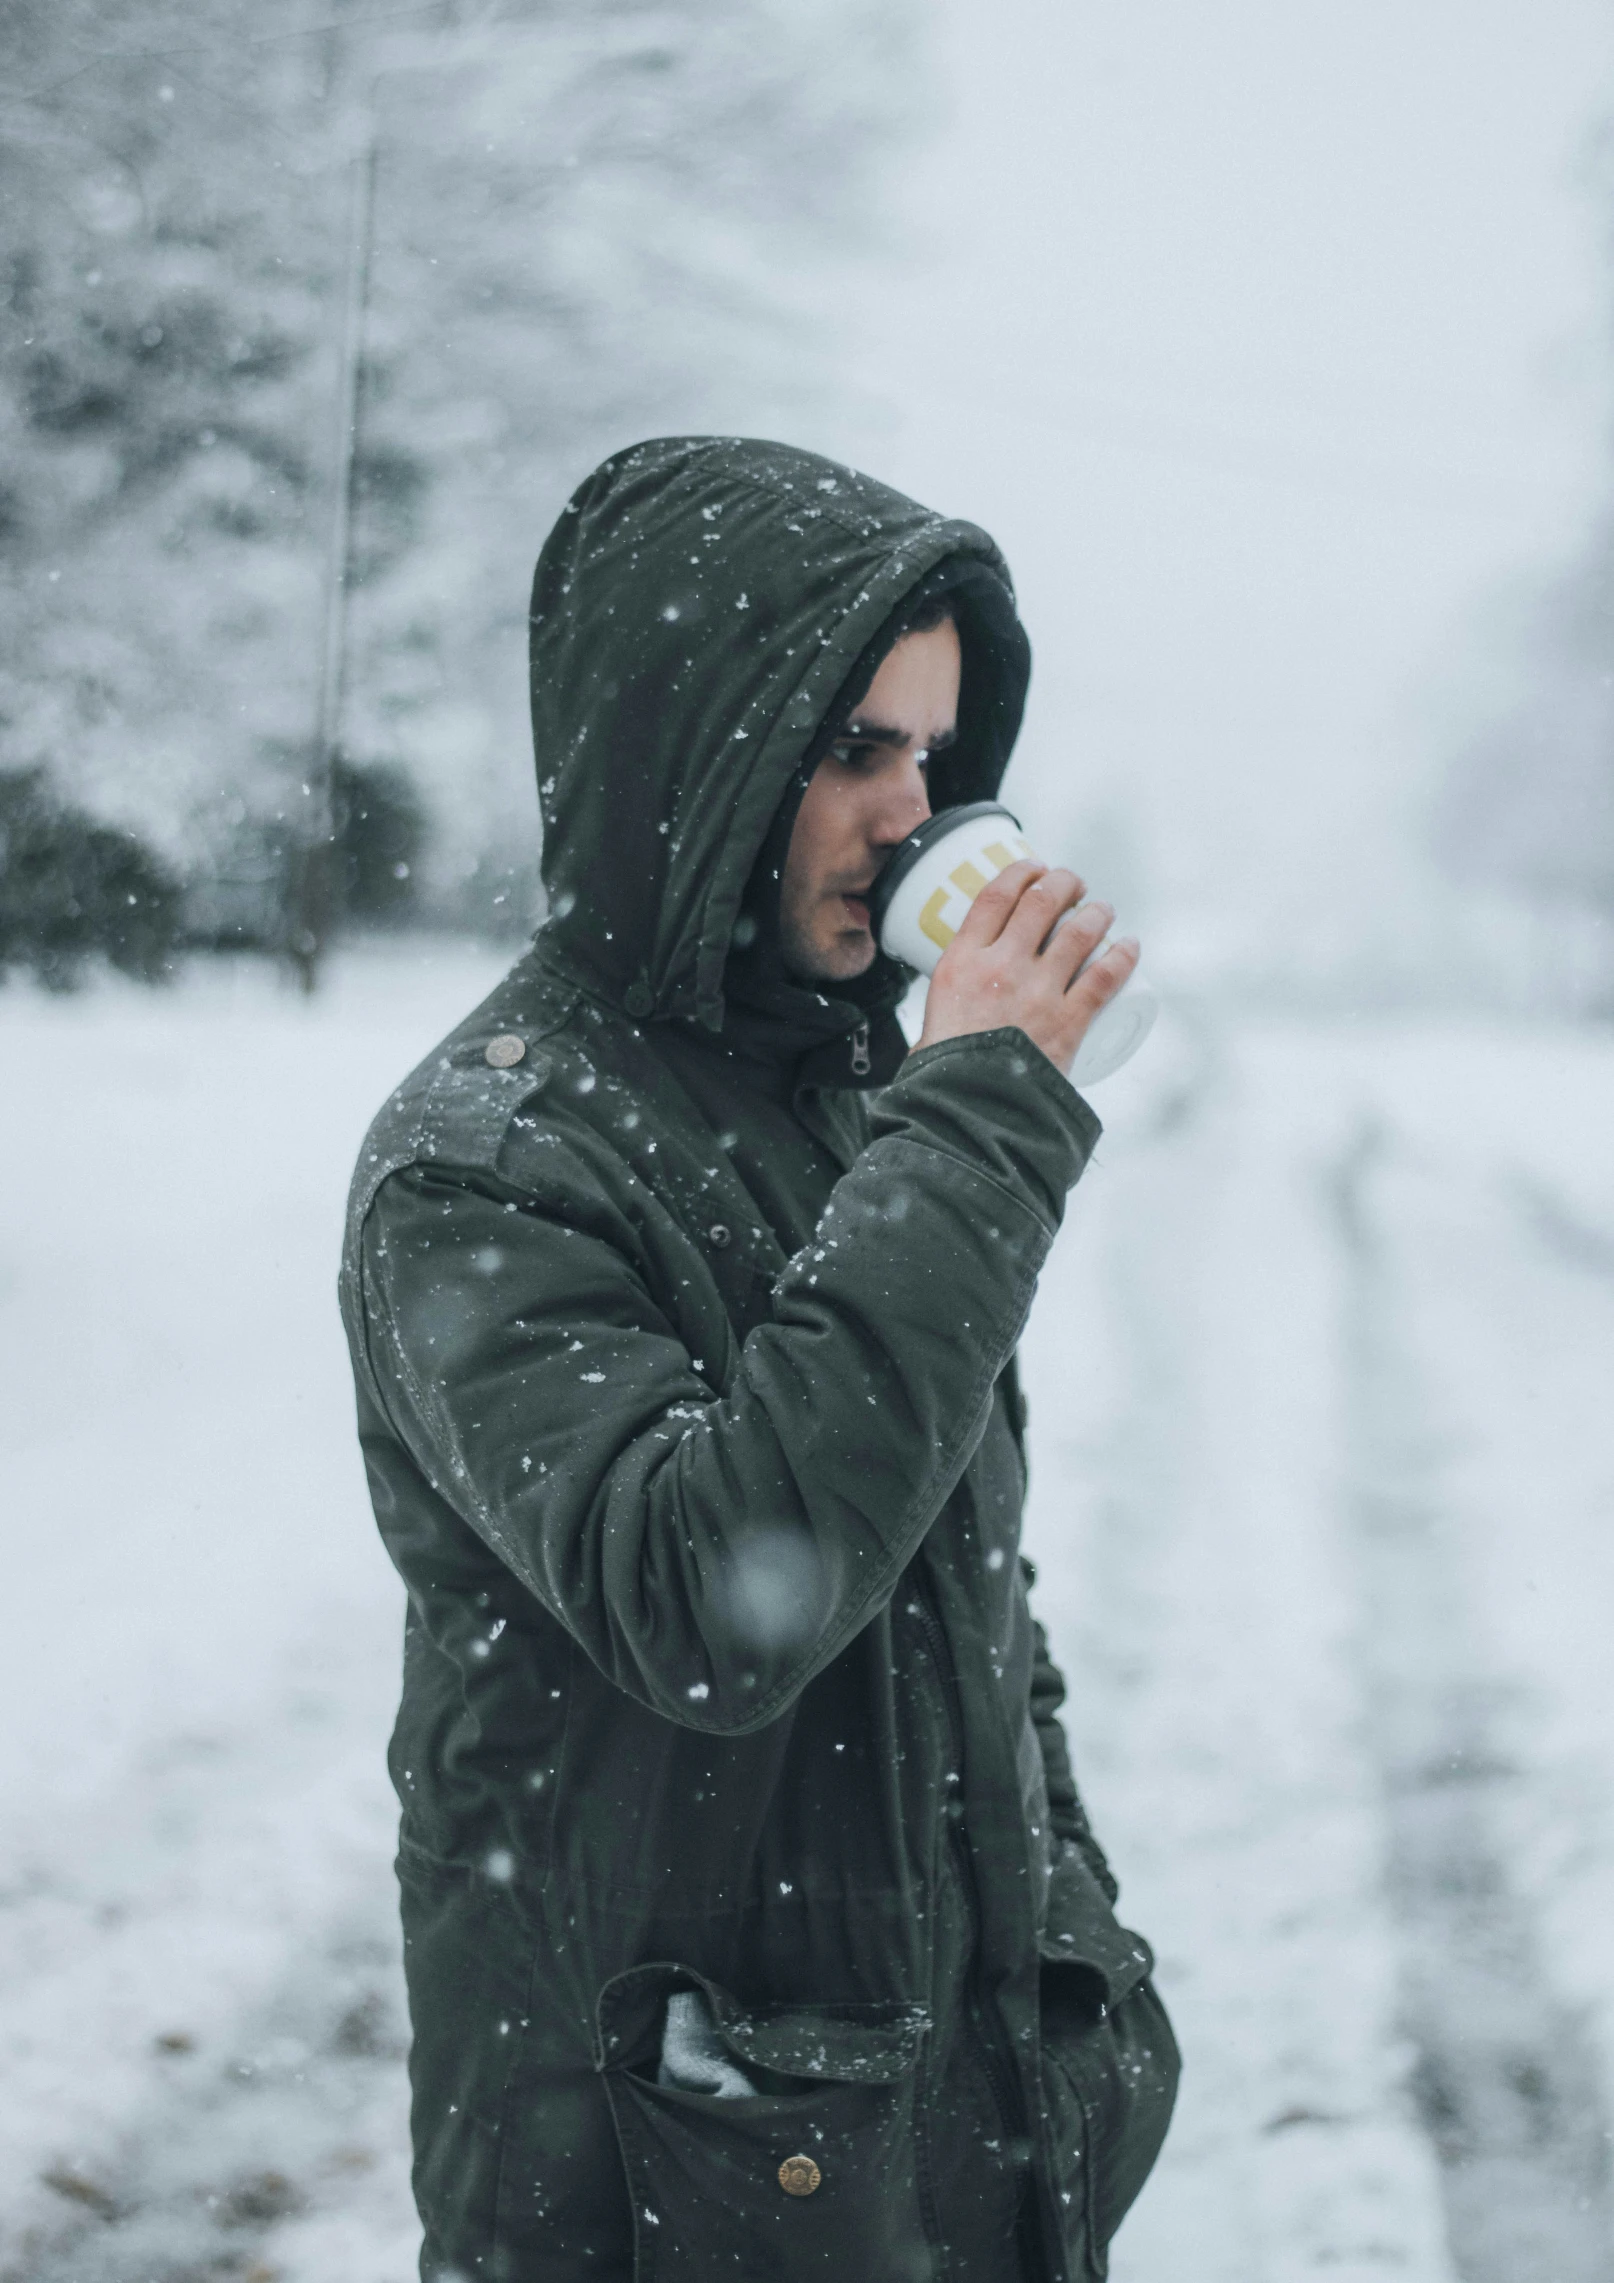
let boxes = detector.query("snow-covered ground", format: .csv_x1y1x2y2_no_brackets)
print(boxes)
1026,1009,1614,2281
3,950,1611,2279
0,945,503,2283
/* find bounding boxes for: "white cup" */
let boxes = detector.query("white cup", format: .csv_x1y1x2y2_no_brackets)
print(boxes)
872,801,1157,1088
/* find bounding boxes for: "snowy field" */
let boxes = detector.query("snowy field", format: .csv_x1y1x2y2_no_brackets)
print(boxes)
3,946,1612,2281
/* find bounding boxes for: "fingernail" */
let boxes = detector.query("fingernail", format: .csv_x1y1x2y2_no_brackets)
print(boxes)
1111,934,1139,956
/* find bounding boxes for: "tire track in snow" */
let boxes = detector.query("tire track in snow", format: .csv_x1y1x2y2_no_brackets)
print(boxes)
1024,1020,1453,2280
1329,1119,1614,2279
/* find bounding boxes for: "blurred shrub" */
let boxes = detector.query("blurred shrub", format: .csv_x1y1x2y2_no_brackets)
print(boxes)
180,808,293,952
1433,520,1614,1013
0,768,182,988
331,757,424,923
174,758,425,950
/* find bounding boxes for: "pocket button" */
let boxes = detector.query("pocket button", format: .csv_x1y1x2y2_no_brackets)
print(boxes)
778,2155,822,2197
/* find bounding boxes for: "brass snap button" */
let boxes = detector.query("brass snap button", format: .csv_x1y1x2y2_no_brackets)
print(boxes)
777,2154,821,2197
484,1034,526,1068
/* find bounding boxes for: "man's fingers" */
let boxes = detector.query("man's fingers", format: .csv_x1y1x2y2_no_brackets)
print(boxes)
998,866,1086,957
1067,935,1139,1009
954,859,1088,950
945,860,1035,949
918,860,1143,1070
1044,896,1113,982
953,858,1044,947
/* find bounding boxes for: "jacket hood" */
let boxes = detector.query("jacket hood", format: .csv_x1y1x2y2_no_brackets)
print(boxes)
529,435,1031,1031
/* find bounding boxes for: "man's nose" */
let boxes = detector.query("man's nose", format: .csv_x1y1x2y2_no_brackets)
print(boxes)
873,752,931,843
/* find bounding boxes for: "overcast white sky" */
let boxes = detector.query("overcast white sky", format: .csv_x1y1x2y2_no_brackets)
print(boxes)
856,0,1614,989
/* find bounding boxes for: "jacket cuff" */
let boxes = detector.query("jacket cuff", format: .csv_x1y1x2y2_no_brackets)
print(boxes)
872,1028,1102,1231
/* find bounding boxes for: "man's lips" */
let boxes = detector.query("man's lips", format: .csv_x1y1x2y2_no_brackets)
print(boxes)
840,890,872,926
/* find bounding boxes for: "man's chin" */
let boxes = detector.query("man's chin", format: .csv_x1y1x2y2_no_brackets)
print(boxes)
782,922,877,986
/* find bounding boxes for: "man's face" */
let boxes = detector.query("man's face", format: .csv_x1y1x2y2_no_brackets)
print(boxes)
779,618,961,983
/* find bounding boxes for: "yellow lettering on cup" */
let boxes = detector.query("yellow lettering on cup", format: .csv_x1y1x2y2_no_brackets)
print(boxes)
918,888,957,950
983,842,1017,873
949,860,989,898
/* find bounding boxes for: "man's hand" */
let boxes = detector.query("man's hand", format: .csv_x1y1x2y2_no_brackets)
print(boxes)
915,860,1140,1078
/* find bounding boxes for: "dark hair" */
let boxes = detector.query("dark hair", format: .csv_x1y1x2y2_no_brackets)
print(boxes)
797,587,957,781
893,593,956,639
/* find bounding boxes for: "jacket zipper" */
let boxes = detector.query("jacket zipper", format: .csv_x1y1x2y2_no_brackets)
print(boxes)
849,1020,871,1077
908,1570,1027,2165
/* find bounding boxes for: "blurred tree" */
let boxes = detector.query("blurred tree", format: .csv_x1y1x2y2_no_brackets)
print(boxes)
0,0,919,974
1431,529,1614,1011
0,766,182,987
1433,122,1614,1011
331,755,424,924
0,0,339,957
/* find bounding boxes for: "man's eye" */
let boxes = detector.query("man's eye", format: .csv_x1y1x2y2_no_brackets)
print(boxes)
831,741,877,771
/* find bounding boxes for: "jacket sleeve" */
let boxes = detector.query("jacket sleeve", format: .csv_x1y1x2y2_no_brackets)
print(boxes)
355,1027,1099,1734
1026,1593,1119,1902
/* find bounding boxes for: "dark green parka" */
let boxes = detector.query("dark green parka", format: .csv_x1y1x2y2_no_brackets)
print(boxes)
341,438,1177,2283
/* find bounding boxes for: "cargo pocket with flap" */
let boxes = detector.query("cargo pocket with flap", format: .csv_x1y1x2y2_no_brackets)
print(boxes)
1037,1849,1180,2279
596,1963,932,2283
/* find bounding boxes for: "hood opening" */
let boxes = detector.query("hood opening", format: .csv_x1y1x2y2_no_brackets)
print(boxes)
529,437,1031,1035
723,553,1031,1045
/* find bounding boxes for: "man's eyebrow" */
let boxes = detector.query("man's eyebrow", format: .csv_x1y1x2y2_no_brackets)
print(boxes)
840,718,959,750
